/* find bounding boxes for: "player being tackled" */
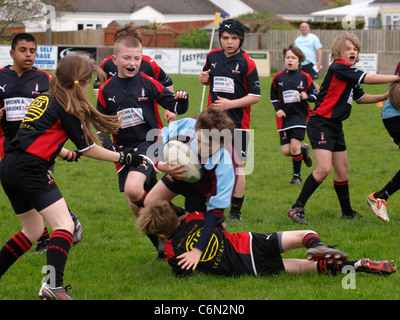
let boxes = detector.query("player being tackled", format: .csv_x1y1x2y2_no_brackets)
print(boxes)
137,200,397,277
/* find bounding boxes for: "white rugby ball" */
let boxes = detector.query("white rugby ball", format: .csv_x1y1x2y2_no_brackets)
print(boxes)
163,140,202,182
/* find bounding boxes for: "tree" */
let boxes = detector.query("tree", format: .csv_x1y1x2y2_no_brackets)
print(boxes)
0,0,76,37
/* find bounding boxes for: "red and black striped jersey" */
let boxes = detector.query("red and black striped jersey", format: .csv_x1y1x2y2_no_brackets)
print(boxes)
9,93,92,165
165,210,254,277
93,55,173,89
311,60,366,121
0,66,51,157
203,48,261,130
270,69,317,131
97,72,188,169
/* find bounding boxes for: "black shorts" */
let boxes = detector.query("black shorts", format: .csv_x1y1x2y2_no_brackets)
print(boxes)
161,174,207,213
383,116,400,146
279,127,306,146
251,232,285,276
0,150,63,214
307,115,346,152
302,63,319,80
118,158,157,193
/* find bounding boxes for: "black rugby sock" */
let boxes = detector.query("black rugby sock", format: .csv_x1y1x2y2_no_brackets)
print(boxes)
230,196,244,213
295,173,321,207
334,179,352,214
0,232,32,279
292,153,303,177
38,227,50,242
303,233,323,248
46,229,72,288
375,169,400,200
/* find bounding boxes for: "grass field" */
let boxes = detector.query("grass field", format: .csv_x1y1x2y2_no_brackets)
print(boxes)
0,73,399,302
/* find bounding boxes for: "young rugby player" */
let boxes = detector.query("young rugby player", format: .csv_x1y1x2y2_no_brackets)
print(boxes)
271,45,316,184
93,22,176,123
199,19,261,221
96,34,189,219
137,200,396,277
288,32,400,224
0,53,144,300
0,33,83,250
367,62,400,221
143,106,237,267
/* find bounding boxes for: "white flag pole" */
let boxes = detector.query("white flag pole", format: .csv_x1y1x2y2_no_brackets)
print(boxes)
200,26,215,112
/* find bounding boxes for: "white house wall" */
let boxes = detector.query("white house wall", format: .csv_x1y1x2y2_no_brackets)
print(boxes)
25,6,216,32
208,0,254,17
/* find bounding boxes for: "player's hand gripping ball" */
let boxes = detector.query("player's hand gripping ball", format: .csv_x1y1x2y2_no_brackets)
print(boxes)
163,140,202,182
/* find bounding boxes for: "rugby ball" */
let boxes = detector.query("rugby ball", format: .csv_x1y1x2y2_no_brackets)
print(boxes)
163,140,202,182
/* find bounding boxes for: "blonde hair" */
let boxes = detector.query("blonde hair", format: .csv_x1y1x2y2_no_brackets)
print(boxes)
136,200,178,235
330,32,361,62
50,53,121,145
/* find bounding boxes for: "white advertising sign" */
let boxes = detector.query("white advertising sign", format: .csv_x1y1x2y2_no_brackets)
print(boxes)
34,46,58,70
355,53,378,74
180,49,208,75
142,48,180,74
0,46,13,67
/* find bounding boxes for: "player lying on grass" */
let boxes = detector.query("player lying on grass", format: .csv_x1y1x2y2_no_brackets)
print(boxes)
137,200,397,277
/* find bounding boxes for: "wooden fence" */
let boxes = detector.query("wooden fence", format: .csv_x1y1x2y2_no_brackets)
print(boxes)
236,29,400,74
31,29,105,46
30,28,400,74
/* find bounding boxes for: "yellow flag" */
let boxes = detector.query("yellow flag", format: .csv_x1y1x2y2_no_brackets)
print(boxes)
214,12,230,27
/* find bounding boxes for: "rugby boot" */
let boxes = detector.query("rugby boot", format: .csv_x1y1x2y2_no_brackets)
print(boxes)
306,246,347,264
356,258,397,275
287,206,308,224
39,282,73,300
366,193,389,222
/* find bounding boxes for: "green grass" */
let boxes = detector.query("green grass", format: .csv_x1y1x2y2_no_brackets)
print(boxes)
0,74,399,301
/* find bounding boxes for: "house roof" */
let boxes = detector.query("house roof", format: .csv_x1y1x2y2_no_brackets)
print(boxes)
70,0,226,14
242,0,329,15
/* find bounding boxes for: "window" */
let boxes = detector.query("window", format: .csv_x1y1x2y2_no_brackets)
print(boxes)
77,23,103,30
386,13,400,29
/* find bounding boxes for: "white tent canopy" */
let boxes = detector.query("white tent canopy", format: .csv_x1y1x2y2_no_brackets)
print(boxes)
311,1,379,19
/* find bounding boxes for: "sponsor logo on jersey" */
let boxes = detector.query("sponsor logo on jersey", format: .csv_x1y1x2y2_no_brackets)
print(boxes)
186,227,219,263
22,95,49,122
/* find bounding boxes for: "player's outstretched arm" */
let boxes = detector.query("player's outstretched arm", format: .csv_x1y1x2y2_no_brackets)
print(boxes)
363,74,400,84
356,92,389,104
